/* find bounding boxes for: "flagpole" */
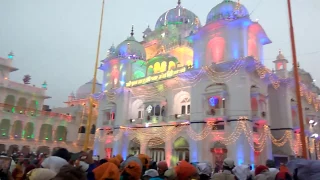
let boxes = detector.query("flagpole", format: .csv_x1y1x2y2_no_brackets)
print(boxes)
83,0,105,151
287,0,307,159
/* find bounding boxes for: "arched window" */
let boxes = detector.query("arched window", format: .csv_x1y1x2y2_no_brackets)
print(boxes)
168,61,176,70
155,105,161,116
181,98,190,115
90,124,96,134
154,62,161,74
24,122,34,139
11,120,22,138
55,126,67,141
78,126,86,133
160,61,167,72
4,95,15,112
39,124,52,141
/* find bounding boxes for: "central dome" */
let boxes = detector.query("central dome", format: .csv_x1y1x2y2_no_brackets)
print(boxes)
155,1,201,29
76,79,102,99
206,0,249,24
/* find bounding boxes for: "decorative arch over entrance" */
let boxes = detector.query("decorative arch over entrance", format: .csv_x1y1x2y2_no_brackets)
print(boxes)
0,119,10,138
173,136,189,165
148,137,165,162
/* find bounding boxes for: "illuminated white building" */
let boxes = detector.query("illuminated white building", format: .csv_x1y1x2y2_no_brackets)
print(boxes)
94,0,320,167
0,53,100,155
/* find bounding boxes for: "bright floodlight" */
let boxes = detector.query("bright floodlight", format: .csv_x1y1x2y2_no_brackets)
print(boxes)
309,120,315,124
314,122,318,126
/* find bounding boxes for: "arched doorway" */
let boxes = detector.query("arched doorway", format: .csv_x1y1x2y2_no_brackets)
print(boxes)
7,145,19,156
173,137,189,165
128,138,140,156
11,120,22,138
16,98,27,113
55,126,67,141
148,137,165,162
37,146,50,155
4,95,15,112
211,141,227,172
39,124,53,141
0,144,6,153
21,146,30,156
0,119,10,138
24,122,34,139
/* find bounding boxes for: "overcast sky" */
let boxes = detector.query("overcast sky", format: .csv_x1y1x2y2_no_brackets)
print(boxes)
0,0,319,107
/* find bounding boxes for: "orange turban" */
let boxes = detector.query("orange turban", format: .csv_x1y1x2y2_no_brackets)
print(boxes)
124,161,142,180
175,160,197,180
115,154,123,163
93,162,120,180
138,154,150,169
108,157,120,167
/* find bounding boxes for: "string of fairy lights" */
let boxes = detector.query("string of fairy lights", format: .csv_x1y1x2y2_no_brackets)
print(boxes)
93,56,320,113
94,116,320,155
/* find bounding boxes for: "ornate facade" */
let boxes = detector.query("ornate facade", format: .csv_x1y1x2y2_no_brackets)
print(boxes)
94,0,320,167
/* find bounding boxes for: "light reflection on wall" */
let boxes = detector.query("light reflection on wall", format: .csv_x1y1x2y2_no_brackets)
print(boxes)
170,46,193,67
206,37,225,63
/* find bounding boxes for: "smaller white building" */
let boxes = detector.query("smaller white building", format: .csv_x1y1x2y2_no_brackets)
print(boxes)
0,52,100,155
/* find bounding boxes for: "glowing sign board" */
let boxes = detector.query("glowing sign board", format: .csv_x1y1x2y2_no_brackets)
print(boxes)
126,67,187,87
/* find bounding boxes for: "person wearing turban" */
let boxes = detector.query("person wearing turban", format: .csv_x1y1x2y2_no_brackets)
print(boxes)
93,162,120,180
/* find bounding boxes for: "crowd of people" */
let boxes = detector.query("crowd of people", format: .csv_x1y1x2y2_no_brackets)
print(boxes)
0,148,316,180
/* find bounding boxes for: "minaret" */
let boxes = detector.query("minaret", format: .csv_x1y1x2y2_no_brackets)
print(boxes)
68,92,75,102
273,50,289,78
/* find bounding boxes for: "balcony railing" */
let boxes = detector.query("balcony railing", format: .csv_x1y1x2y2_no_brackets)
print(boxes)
0,80,46,95
0,103,72,121
126,114,191,125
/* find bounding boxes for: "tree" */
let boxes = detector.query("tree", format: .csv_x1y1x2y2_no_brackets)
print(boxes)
23,75,31,84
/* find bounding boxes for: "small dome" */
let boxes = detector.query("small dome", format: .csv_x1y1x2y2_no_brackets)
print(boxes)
76,79,102,99
206,0,249,24
115,26,146,60
155,1,201,30
276,50,285,60
143,25,152,34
